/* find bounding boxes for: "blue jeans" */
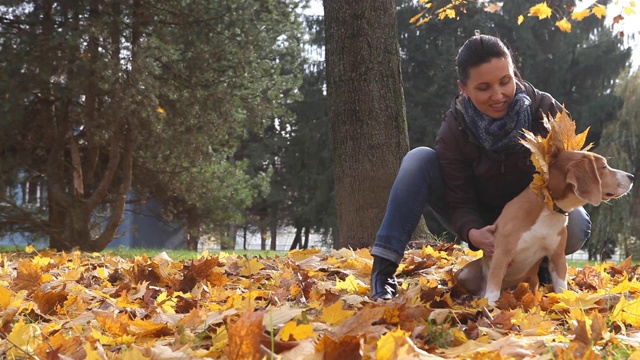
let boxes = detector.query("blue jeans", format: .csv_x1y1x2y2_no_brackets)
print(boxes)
370,147,591,264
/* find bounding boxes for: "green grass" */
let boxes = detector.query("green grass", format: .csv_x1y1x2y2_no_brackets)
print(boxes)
0,244,286,261
103,247,286,261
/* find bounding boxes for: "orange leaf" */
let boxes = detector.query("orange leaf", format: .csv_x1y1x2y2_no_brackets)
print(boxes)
226,310,275,360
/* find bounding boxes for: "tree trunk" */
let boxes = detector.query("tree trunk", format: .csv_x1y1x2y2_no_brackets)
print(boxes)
289,226,302,251
324,0,413,249
270,208,278,251
303,226,310,249
221,225,237,250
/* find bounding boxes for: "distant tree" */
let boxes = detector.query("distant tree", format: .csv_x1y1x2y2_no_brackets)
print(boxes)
587,70,640,260
0,0,305,251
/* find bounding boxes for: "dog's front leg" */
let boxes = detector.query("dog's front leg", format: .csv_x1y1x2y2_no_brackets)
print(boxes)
549,247,568,293
484,251,512,306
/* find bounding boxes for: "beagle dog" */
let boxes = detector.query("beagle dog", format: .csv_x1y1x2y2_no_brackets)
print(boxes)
456,150,634,306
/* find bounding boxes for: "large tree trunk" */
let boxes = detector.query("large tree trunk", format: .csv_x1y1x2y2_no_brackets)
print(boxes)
324,0,413,249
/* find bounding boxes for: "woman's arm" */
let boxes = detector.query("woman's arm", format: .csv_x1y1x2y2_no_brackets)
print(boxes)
435,114,486,249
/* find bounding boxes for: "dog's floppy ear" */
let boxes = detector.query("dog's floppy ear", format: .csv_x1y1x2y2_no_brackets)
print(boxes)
565,156,602,206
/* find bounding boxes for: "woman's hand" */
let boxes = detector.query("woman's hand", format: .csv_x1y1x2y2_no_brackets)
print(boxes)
468,225,496,256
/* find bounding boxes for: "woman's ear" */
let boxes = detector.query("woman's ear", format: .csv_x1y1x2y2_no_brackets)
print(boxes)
457,80,467,97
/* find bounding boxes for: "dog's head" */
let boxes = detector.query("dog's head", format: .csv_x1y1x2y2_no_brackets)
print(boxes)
548,150,634,207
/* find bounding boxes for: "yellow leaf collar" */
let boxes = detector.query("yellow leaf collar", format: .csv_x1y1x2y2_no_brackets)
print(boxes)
519,108,593,210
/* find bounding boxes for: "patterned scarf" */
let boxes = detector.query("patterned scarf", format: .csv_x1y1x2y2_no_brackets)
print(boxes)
462,87,532,154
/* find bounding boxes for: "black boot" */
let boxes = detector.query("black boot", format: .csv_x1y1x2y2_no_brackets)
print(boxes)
371,256,399,300
538,257,552,286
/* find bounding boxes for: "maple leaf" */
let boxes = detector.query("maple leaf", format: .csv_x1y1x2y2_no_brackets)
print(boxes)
320,299,355,325
226,310,276,360
11,259,44,292
529,2,553,19
555,18,572,32
571,8,591,21
6,318,42,358
376,327,437,359
316,333,362,359
280,320,315,341
611,295,640,327
592,3,607,18
520,108,592,210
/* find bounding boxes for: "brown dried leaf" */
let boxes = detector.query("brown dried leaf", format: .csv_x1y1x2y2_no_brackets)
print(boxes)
226,310,275,360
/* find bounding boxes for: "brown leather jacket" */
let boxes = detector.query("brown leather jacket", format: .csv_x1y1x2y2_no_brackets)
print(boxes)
435,80,565,249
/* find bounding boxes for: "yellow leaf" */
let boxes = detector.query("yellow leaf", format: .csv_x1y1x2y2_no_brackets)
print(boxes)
416,16,431,26
624,6,636,15
279,320,316,341
7,318,42,357
529,2,553,19
611,296,640,327
571,9,591,21
410,10,426,24
518,14,525,25
32,255,51,267
156,291,177,314
156,107,166,114
335,274,367,294
25,245,36,254
376,327,410,360
592,3,607,18
121,346,152,360
84,341,106,360
239,257,266,276
89,328,136,346
0,287,12,310
287,248,323,262
555,18,572,32
549,289,602,310
320,300,354,325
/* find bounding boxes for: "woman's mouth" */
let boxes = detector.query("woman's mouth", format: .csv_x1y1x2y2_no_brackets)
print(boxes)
491,102,507,112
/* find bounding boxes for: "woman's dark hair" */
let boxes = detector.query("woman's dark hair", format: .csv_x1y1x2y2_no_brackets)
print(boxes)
456,34,520,84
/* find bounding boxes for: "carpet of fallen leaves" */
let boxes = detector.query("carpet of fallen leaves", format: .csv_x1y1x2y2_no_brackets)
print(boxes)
2,244,640,359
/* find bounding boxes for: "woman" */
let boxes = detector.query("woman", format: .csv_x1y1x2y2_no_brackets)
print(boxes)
369,34,591,300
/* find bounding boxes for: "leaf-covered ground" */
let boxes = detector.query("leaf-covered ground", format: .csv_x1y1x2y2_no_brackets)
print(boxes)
2,244,640,359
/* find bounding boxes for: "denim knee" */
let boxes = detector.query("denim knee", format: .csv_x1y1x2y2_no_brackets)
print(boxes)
565,207,591,255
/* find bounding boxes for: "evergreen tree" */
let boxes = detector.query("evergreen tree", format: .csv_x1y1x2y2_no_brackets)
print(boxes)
0,0,305,251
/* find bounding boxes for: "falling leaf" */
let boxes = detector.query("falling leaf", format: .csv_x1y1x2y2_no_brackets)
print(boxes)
555,18,572,32
528,2,553,19
484,3,503,13
571,9,591,20
592,3,607,18
410,10,426,23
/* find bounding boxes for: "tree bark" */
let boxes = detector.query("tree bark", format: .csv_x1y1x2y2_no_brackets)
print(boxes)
324,0,411,249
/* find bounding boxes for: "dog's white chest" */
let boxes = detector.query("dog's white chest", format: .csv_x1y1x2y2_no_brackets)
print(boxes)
520,211,567,249
506,210,567,277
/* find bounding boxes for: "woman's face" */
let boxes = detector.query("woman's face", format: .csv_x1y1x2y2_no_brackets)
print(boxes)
458,57,516,119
